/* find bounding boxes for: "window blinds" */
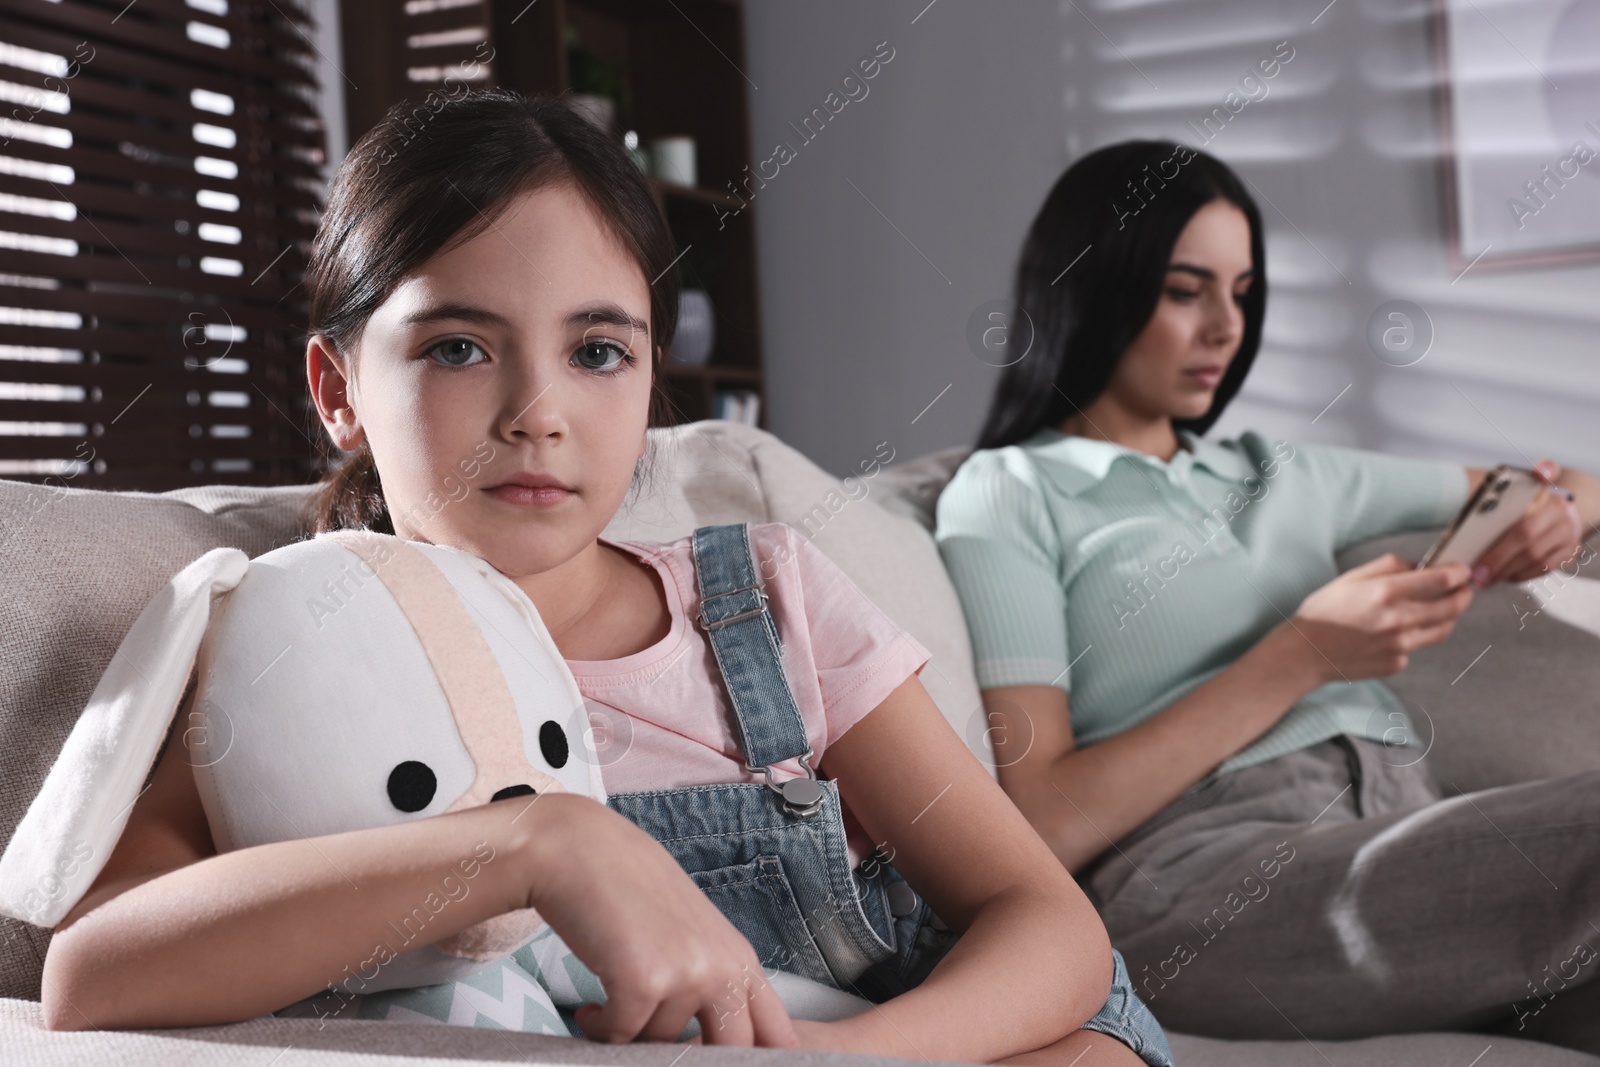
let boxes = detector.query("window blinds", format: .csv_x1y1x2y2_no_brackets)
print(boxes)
0,0,327,489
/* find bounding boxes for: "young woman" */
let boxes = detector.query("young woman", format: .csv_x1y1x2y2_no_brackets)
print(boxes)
38,92,1172,1065
935,139,1600,1051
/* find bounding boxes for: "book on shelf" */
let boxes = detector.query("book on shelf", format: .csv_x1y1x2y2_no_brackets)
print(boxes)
713,388,761,427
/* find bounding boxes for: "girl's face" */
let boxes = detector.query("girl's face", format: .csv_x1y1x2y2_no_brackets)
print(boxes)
310,181,655,578
1103,197,1255,423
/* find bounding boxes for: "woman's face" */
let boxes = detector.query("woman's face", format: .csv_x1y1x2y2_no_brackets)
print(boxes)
1104,198,1255,424
310,181,655,578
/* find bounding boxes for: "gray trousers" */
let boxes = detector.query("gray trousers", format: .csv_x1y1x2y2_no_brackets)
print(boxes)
1079,735,1600,1050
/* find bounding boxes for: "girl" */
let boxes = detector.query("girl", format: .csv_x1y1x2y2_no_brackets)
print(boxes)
39,92,1172,1065
935,139,1600,1051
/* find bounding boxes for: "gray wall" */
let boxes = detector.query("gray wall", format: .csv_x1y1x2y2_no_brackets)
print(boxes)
744,0,1600,480
743,0,1071,477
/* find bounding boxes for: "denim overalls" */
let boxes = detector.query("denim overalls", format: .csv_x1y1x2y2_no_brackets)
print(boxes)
562,523,1174,1064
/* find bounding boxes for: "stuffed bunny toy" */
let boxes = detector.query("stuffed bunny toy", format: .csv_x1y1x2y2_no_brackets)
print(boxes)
0,530,603,1027
0,529,873,1034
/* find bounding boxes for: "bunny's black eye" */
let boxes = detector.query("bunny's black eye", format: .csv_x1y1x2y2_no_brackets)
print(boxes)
387,761,437,813
539,721,569,769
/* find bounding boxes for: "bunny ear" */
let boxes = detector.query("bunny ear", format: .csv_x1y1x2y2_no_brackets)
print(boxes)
0,546,250,928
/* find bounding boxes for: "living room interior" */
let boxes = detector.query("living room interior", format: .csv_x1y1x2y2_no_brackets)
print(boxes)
3,0,1600,1064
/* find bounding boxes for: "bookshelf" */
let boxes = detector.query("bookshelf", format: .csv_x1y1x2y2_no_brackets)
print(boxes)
339,0,768,429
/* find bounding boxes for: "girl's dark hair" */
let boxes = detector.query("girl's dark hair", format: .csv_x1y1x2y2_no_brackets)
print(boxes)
306,88,680,534
973,139,1267,450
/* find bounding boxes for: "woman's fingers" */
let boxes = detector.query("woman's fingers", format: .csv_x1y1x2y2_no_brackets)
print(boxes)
1400,617,1460,653
1385,561,1471,600
1474,489,1562,585
1395,584,1473,630
1350,551,1417,577
1494,458,1571,581
1501,515,1583,583
1479,489,1582,585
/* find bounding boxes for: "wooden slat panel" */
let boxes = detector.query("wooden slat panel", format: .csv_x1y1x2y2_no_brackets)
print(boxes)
0,285,298,333
0,428,313,460
0,436,316,463
14,205,316,263
0,172,299,231
0,323,289,357
0,248,313,302
0,16,319,120
0,86,323,165
10,0,319,88
0,140,324,214
2,469,321,492
0,361,254,390
0,358,268,389
0,398,271,427
406,2,488,39
0,0,323,489
26,108,328,183
125,0,319,58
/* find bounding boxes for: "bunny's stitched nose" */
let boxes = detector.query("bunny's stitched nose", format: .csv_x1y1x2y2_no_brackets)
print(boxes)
491,784,537,802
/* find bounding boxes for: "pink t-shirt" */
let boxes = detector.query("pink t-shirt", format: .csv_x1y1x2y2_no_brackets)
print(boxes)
566,522,932,868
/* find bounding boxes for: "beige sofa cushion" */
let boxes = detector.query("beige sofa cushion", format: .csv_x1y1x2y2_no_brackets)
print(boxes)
0,480,318,1000
0,421,982,1002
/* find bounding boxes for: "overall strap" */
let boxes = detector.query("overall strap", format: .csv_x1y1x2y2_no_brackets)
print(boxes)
691,523,825,817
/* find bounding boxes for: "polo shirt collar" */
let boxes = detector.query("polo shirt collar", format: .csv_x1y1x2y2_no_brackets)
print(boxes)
1024,426,1257,497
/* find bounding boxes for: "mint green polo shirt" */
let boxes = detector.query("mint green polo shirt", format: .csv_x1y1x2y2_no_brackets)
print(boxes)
933,427,1471,777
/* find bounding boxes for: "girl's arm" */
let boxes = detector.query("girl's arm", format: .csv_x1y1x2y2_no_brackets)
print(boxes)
986,553,1476,874
44,704,798,1047
814,672,1114,1064
43,712,554,1030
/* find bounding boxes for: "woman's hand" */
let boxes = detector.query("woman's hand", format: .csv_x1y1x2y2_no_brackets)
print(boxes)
517,792,799,1048
1283,552,1475,683
1471,458,1586,587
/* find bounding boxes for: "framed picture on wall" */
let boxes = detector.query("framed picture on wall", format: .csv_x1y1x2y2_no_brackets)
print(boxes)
1434,0,1600,271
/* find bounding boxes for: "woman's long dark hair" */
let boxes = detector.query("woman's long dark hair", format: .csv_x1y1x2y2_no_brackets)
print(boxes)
974,140,1267,450
304,89,679,534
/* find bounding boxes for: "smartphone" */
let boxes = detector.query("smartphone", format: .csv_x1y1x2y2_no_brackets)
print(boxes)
1418,464,1549,569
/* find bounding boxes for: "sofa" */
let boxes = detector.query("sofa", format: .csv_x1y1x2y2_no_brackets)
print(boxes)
5,418,1600,1066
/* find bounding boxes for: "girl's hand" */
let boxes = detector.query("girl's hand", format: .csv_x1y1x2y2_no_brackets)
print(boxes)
1471,458,1586,586
518,793,799,1048
684,1017,853,1051
1285,552,1475,683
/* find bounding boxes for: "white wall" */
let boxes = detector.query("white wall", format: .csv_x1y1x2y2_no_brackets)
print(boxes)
744,0,1600,480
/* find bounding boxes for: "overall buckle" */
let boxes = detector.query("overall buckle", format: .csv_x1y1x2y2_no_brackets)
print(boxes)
747,748,825,818
696,584,769,631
